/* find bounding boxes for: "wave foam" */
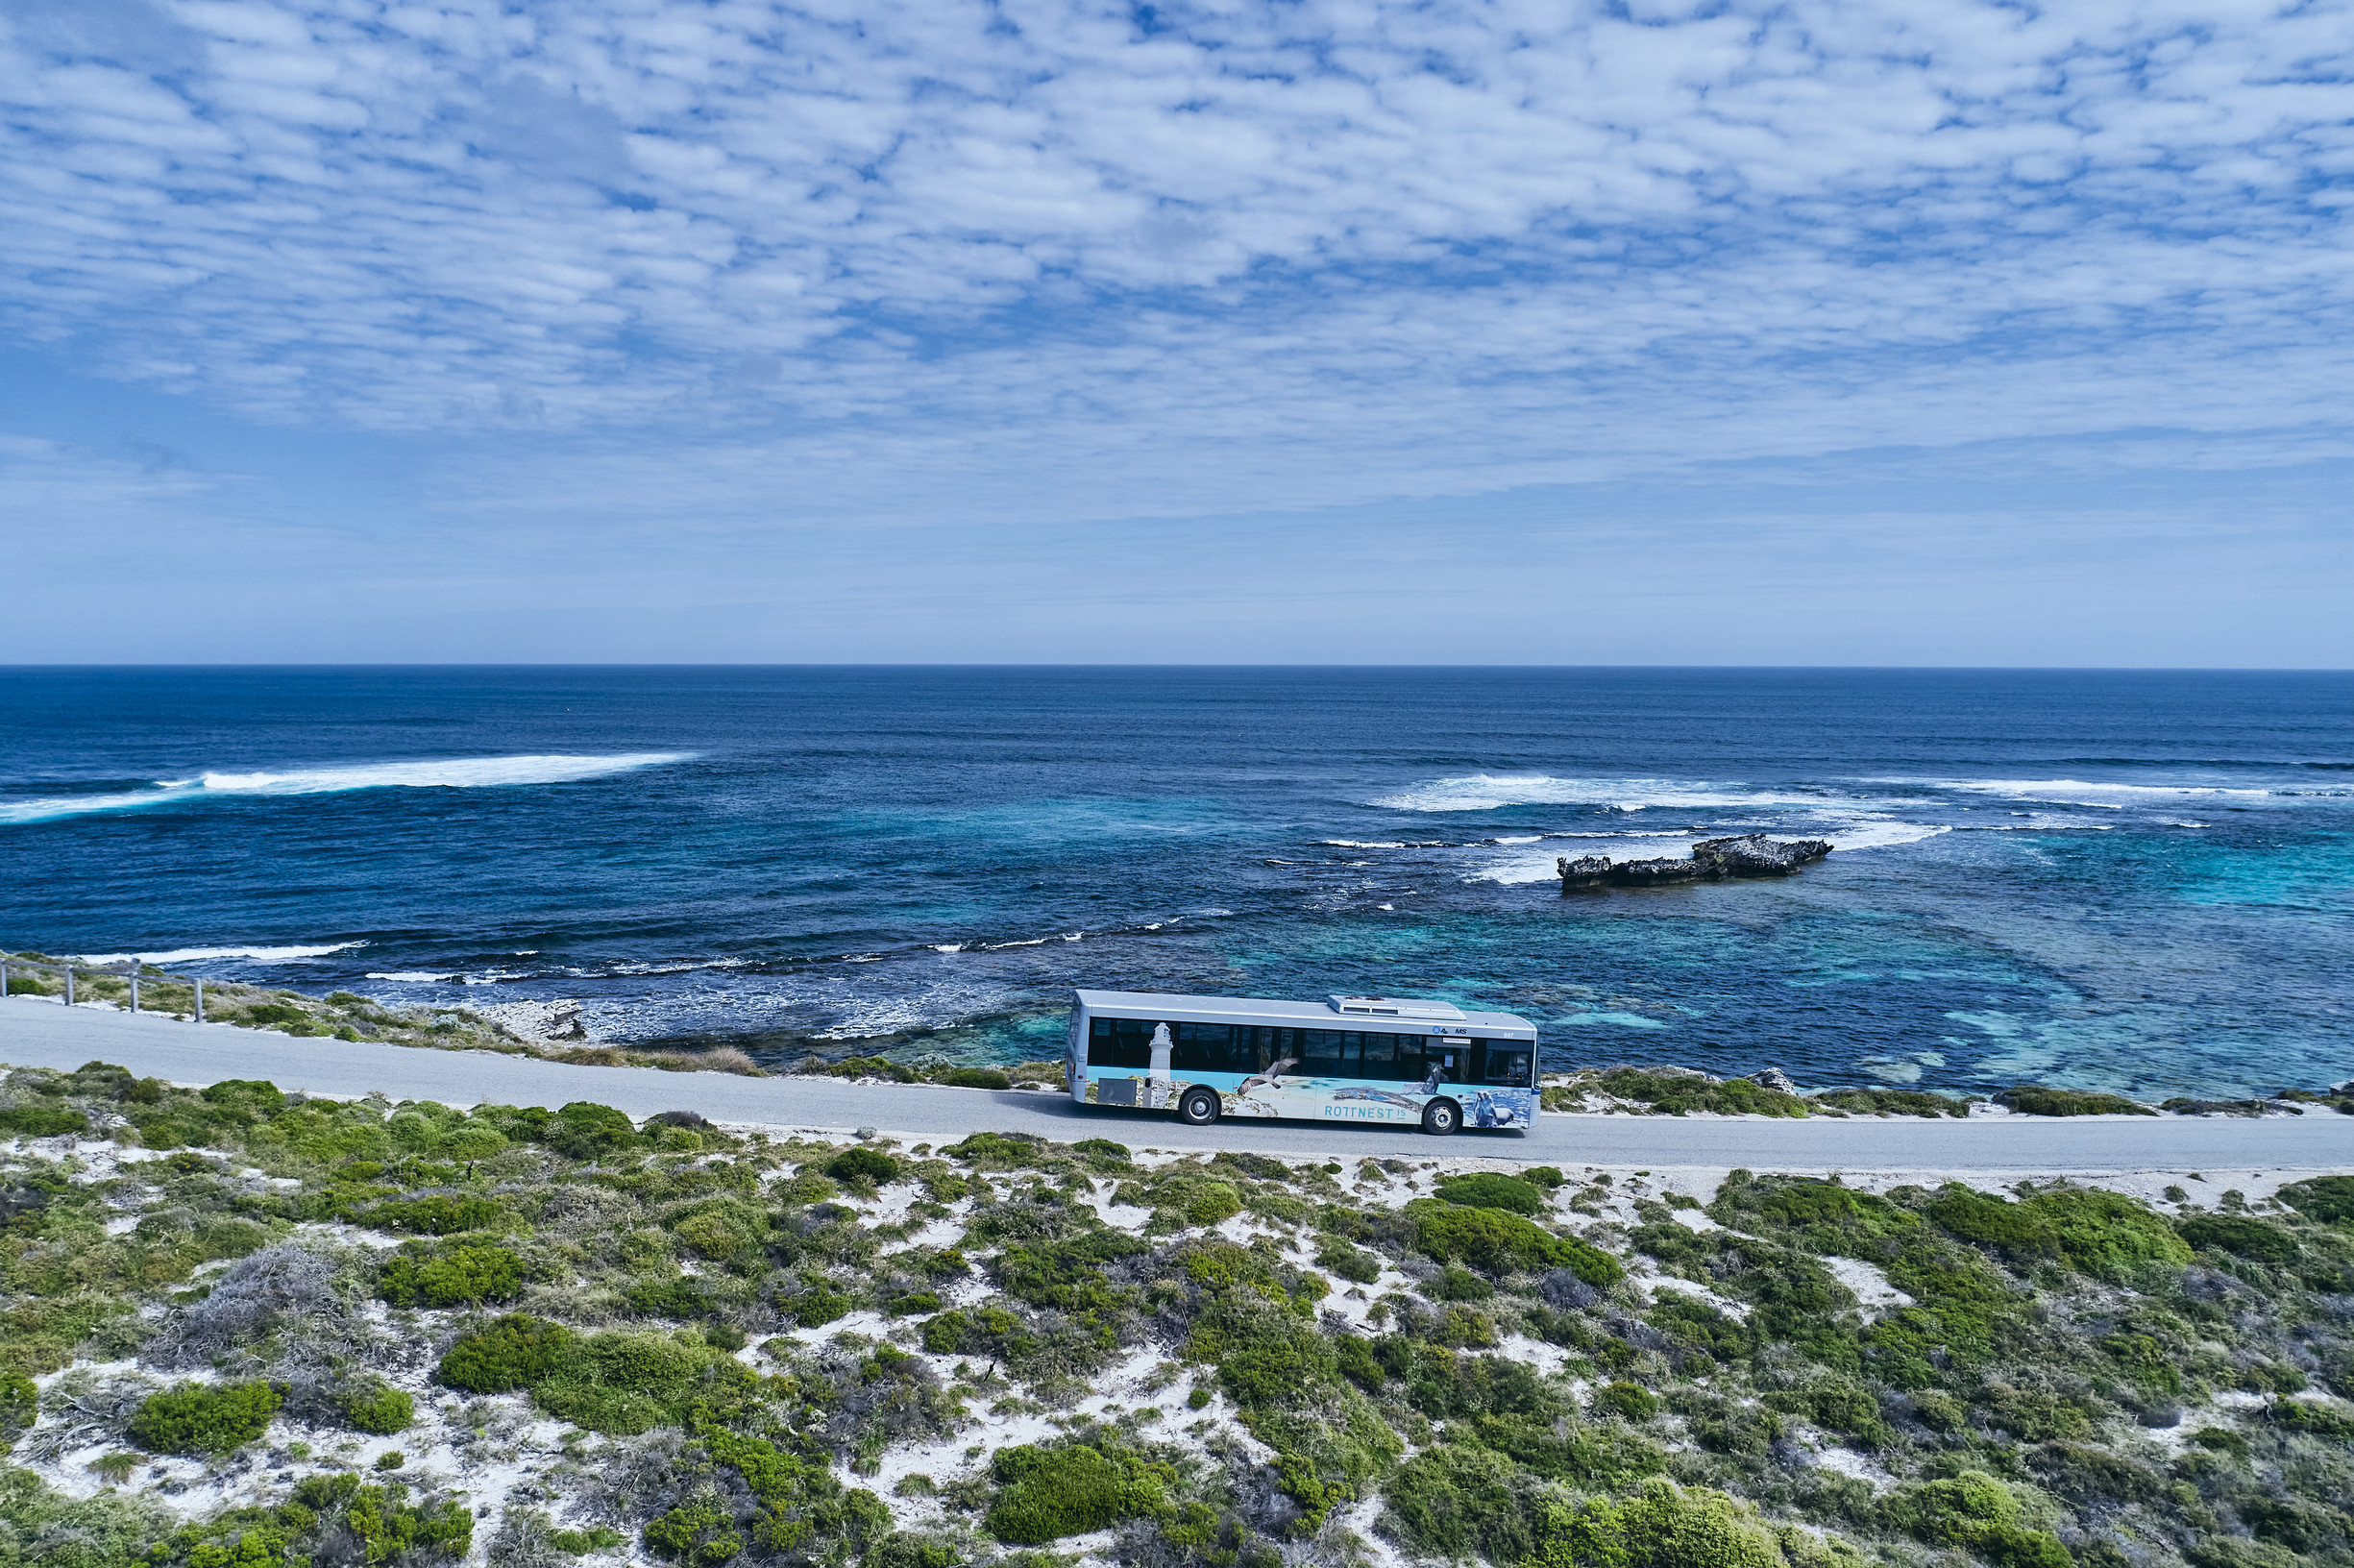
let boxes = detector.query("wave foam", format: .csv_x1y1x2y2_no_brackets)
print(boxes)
1900,777,2271,807
0,752,692,825
1369,773,1869,814
77,942,364,965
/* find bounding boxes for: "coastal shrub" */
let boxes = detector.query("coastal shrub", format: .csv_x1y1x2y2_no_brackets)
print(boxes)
1568,1067,1810,1118
1524,1166,1567,1188
1925,1187,2060,1262
645,1497,743,1564
1431,1263,1495,1302
1071,1138,1131,1165
1996,1086,2154,1116
1410,1200,1621,1284
379,1243,523,1307
1881,1472,2072,1568
1383,1441,1533,1564
2278,1175,2354,1225
985,1442,1170,1543
791,1287,854,1327
0,1105,88,1138
2019,1189,2192,1277
938,1067,1012,1090
2176,1214,2299,1262
343,1380,415,1435
825,1147,901,1184
363,1194,503,1236
673,1202,766,1260
127,1381,282,1455
944,1131,1049,1168
436,1313,577,1393
1434,1172,1545,1215
1595,1382,1659,1421
1185,1182,1242,1228
1524,1479,1809,1568
240,1003,310,1029
1315,1236,1382,1284
530,1331,756,1435
1809,1088,1973,1118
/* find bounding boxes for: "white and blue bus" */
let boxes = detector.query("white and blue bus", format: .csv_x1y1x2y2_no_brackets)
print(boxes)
1066,990,1539,1136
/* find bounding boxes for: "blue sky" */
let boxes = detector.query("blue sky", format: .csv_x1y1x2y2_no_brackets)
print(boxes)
3,0,2350,664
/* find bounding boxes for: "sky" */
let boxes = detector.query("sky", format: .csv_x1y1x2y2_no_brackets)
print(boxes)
2,0,2350,665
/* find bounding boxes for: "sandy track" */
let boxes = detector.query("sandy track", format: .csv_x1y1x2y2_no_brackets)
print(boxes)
5,996,2350,1172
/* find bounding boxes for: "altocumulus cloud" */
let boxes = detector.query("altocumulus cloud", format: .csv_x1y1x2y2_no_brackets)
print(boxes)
4,0,2353,522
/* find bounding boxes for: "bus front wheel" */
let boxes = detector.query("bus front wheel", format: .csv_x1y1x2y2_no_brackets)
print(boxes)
1177,1088,1221,1126
1421,1099,1461,1137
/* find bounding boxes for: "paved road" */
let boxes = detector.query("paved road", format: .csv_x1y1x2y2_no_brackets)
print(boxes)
6,996,2351,1173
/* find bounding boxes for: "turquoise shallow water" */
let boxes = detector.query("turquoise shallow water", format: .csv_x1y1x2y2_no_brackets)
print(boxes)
0,666,2347,1098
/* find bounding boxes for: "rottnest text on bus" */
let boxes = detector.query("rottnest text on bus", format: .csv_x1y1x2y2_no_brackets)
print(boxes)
1065,990,1538,1136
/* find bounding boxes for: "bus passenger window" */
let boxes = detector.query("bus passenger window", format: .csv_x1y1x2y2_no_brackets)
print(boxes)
1173,1023,1237,1072
1360,1033,1399,1080
1484,1047,1533,1087
1089,1018,1152,1069
1301,1030,1351,1076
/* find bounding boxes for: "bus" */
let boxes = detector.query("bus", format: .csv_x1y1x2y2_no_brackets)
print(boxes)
1066,990,1538,1136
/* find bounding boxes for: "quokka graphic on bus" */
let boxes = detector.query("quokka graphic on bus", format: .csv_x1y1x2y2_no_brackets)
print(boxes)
1065,989,1538,1137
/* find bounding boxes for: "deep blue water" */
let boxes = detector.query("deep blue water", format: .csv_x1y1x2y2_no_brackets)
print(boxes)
2,667,2348,1098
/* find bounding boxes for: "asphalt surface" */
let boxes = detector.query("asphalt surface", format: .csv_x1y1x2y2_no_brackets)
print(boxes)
6,996,2351,1173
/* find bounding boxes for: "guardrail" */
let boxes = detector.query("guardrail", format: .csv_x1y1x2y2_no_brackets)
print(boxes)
0,951,208,1022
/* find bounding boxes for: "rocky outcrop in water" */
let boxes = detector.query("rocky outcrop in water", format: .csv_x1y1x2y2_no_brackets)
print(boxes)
1558,833,1832,890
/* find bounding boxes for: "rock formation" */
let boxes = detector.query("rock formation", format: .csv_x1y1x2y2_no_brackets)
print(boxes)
1558,833,1832,891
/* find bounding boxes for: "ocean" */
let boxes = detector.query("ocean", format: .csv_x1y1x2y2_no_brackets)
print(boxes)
1,667,2347,1100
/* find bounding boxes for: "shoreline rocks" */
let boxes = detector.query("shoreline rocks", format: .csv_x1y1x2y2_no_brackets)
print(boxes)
1558,833,1833,891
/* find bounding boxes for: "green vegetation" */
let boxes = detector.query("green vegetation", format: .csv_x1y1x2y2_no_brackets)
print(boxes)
1435,1171,1547,1214
6,1058,2353,1568
1996,1085,2157,1116
0,1106,87,1138
985,1441,1170,1542
126,1383,281,1456
377,1241,523,1307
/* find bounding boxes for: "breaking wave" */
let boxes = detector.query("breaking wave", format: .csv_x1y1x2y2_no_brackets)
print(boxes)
0,753,693,825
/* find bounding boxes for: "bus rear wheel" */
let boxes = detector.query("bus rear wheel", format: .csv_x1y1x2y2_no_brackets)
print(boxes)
1421,1099,1461,1137
1177,1088,1221,1126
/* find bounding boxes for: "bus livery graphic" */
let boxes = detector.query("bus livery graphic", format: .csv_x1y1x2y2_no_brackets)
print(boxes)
1065,990,1538,1136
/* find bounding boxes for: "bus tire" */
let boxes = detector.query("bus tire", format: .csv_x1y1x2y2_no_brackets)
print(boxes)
1177,1088,1220,1126
1421,1099,1461,1137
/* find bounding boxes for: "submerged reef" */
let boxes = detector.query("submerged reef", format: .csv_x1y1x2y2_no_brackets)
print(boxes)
1558,834,1834,890
4,1063,2353,1568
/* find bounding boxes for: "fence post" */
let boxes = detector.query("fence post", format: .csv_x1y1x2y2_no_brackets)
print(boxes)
63,967,74,1006
130,970,140,1014
195,976,205,1023
1,956,8,996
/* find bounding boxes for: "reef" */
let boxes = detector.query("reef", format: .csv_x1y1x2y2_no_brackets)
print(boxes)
1558,833,1833,890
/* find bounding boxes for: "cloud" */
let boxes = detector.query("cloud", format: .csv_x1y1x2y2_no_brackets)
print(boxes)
0,0,2350,525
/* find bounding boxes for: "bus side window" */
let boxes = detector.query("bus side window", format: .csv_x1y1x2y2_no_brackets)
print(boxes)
1484,1046,1533,1087
1360,1032,1399,1080
1090,1019,1151,1069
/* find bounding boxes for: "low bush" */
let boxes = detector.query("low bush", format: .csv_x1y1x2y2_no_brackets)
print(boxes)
1809,1088,1973,1117
1410,1200,1622,1284
1882,1470,2072,1568
1383,1441,1533,1564
1315,1236,1382,1284
826,1146,901,1183
436,1313,577,1393
1996,1086,2154,1116
1524,1478,1814,1568
127,1381,282,1455
1595,1382,1659,1421
1434,1172,1545,1215
2278,1174,2354,1225
0,1106,87,1137
363,1194,503,1236
986,1442,1170,1543
937,1067,1012,1090
2177,1214,2299,1262
344,1381,415,1435
379,1243,523,1308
